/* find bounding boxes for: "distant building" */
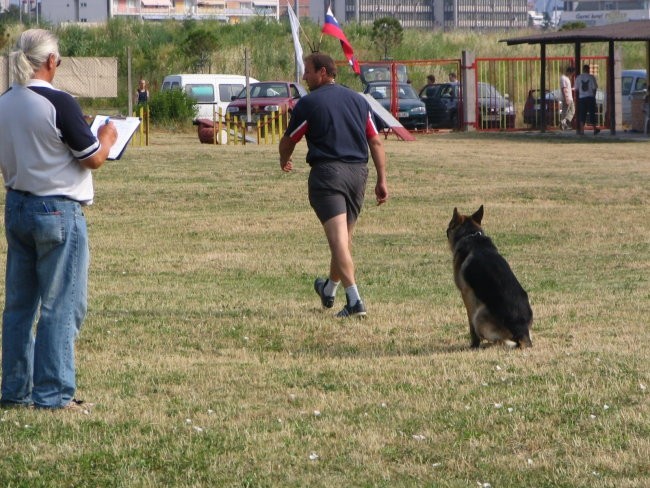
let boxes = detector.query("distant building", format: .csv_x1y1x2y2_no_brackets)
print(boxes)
280,0,311,18
41,0,109,24
310,0,528,30
32,0,279,25
110,0,278,22
560,0,650,26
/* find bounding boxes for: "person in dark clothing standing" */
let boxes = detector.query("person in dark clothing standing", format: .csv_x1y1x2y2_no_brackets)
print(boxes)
278,53,389,318
134,78,149,105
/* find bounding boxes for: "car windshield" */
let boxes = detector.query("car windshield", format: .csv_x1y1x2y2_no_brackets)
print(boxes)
368,83,418,100
479,83,502,99
234,83,289,99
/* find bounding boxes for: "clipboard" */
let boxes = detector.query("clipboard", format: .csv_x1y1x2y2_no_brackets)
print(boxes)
90,115,141,160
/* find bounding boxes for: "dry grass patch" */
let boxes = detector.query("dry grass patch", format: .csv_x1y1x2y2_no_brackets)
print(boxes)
1,130,648,487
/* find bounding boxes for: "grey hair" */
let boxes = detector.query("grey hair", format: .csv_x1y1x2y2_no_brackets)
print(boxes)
10,29,59,85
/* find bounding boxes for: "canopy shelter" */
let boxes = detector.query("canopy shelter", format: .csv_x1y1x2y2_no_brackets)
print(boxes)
501,20,650,134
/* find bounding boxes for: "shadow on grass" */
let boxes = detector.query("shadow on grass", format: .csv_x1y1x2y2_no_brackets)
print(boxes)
432,129,649,144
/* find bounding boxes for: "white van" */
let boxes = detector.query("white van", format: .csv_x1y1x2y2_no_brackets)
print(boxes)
161,74,259,120
621,69,647,126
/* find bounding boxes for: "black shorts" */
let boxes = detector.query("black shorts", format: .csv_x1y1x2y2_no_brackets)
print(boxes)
308,162,368,224
578,96,597,124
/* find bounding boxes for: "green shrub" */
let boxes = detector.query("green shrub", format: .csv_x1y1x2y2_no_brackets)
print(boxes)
147,88,197,124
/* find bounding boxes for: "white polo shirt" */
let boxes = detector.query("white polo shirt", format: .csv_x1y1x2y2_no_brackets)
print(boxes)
0,80,101,205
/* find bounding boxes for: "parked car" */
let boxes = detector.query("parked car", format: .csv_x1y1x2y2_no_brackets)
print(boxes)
418,82,460,128
161,73,259,121
364,81,427,130
359,63,409,84
226,81,308,123
550,87,605,126
621,69,647,126
523,89,562,127
477,82,516,129
418,81,515,129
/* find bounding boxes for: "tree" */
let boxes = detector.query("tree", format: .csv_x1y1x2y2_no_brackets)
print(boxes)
371,17,403,61
181,28,220,73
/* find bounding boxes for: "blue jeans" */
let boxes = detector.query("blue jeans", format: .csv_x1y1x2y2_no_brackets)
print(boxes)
1,190,89,408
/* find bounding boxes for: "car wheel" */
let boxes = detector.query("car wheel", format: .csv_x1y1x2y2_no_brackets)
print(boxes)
450,112,458,130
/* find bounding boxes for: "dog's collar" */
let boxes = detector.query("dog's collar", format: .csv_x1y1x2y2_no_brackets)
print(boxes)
458,231,483,242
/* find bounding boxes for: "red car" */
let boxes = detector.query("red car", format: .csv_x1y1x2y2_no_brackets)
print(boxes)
226,81,308,124
523,89,562,128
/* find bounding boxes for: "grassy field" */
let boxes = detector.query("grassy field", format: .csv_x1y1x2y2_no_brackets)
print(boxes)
0,130,648,487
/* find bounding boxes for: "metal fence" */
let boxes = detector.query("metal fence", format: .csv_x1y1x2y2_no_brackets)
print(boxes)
476,55,609,130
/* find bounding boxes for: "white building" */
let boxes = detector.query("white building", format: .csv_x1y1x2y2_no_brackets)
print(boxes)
40,0,109,24
25,0,278,25
310,0,529,30
560,0,650,26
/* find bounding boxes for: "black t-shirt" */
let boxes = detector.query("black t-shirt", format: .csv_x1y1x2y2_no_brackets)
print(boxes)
284,83,378,166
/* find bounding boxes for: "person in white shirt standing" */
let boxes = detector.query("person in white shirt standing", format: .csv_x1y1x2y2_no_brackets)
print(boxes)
559,66,575,130
574,64,600,135
0,29,117,410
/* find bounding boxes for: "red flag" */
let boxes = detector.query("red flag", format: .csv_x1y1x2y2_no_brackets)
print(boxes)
321,7,360,75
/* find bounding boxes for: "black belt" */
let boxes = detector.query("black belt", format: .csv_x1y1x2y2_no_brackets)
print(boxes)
8,188,81,204
8,188,33,196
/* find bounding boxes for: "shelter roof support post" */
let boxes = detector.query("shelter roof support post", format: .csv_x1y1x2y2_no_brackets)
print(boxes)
647,41,650,87
540,43,547,133
608,41,616,135
574,42,581,134
461,51,476,132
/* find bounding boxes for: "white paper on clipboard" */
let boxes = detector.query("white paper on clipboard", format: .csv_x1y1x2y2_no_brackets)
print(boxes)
90,115,141,160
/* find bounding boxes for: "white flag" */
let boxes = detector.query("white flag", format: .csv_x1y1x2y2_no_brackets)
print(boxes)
287,3,305,80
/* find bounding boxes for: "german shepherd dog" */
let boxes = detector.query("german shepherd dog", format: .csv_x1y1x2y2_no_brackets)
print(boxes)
447,205,533,348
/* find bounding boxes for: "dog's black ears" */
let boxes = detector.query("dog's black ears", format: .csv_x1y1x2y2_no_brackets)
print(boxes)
471,205,484,224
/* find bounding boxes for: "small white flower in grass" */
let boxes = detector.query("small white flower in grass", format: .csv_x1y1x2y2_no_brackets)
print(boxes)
507,407,514,413
277,418,282,423
185,418,192,424
313,410,321,417
495,365,502,371
193,426,204,433
481,382,488,387
465,404,471,410
243,336,249,341
412,434,426,441
309,452,319,461
639,383,646,391
381,402,387,408
432,462,442,468
527,458,533,466
603,404,610,410
207,409,214,415
288,394,296,402
494,403,503,409
477,482,492,488
590,414,597,420
23,424,30,429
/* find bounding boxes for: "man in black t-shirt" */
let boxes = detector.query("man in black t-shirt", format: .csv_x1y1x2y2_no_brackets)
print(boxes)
279,53,389,318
